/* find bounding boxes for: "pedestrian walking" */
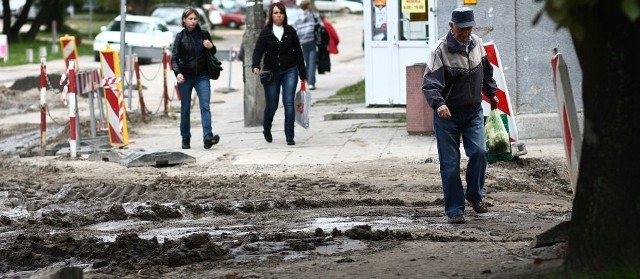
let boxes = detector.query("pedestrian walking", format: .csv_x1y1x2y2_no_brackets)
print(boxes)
293,0,319,90
172,7,220,149
322,13,340,54
252,3,307,146
317,13,336,74
421,7,499,224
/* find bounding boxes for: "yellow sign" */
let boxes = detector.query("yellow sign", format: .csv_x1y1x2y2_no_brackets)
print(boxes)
401,0,425,13
464,0,477,5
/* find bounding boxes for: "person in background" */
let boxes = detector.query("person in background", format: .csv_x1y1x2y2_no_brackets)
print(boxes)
172,7,220,150
317,13,337,74
421,7,499,224
293,0,319,90
252,2,307,146
322,13,340,55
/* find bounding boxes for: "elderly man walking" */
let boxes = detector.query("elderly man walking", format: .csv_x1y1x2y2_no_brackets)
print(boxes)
422,7,500,224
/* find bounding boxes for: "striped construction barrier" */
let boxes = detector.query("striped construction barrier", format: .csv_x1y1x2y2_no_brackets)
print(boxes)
133,54,148,123
99,44,129,147
552,51,581,194
59,35,79,71
67,60,78,158
481,42,519,142
40,57,47,155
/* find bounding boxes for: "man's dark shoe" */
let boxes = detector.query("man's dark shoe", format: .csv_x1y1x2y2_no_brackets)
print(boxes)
449,215,465,224
204,134,220,149
263,131,272,143
287,139,295,145
182,138,190,149
471,201,488,213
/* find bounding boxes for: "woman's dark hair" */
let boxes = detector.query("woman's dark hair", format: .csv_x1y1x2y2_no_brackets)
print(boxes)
181,7,200,28
267,2,288,26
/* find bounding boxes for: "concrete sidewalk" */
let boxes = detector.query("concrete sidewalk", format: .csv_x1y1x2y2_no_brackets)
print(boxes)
125,53,565,166
0,14,567,166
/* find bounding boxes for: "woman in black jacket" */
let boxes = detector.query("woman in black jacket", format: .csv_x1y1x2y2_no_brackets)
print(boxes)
172,7,220,150
252,2,307,146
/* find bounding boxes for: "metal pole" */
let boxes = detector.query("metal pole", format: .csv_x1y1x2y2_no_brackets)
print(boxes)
120,0,126,100
127,46,133,110
89,88,97,138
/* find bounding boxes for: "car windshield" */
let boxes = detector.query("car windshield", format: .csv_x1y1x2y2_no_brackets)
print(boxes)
107,21,152,33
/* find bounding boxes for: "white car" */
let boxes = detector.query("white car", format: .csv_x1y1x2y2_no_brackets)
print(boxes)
93,15,175,64
314,0,362,13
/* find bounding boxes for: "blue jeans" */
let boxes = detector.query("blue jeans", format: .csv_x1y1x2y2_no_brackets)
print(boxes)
301,41,317,86
178,74,213,141
433,105,487,218
262,66,298,140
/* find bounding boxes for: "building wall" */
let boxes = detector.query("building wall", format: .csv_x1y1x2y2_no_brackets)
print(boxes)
434,0,583,139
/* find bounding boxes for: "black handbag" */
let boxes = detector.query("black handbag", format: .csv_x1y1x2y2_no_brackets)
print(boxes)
206,49,223,80
259,70,273,84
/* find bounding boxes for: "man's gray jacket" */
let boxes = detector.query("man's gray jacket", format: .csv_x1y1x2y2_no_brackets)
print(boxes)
422,31,497,112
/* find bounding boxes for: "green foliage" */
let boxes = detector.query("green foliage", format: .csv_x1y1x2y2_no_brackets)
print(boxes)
315,79,365,105
622,0,640,20
0,40,93,67
539,0,640,41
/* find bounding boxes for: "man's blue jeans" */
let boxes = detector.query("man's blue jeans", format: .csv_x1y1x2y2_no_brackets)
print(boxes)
433,105,487,218
263,66,298,141
178,74,213,141
301,41,317,87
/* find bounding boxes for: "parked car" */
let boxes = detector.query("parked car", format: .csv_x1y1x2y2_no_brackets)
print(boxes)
314,0,362,13
207,5,245,29
210,0,245,14
93,15,174,64
150,5,211,35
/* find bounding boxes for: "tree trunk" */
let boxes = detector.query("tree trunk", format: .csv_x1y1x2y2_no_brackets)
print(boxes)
564,1,640,274
2,0,12,37
242,2,266,127
25,0,55,41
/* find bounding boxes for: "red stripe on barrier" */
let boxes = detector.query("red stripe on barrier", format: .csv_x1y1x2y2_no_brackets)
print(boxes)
562,105,572,165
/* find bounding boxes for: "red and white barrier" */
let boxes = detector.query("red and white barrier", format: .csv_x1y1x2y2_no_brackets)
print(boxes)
133,54,148,123
482,42,519,142
59,35,79,71
68,60,78,157
40,57,47,155
552,51,581,194
99,45,129,147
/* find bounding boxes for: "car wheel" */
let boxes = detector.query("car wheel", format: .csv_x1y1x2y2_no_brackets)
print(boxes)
228,21,238,29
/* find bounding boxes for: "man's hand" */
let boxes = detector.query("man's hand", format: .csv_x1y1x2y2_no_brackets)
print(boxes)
437,104,451,119
490,96,499,110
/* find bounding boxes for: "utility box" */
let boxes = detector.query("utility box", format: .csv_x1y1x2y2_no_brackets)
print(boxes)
406,63,434,135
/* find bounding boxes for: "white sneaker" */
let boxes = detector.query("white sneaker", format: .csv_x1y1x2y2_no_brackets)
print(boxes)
309,85,316,90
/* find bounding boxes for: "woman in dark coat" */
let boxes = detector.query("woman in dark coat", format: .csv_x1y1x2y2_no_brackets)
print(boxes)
172,7,220,149
252,2,307,146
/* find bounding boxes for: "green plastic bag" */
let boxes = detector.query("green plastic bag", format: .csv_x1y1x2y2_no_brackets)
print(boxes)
485,109,512,162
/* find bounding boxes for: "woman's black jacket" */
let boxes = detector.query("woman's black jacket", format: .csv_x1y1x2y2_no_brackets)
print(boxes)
172,25,216,76
252,24,307,80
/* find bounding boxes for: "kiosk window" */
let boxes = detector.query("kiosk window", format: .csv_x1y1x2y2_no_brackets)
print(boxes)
371,0,388,41
400,0,429,41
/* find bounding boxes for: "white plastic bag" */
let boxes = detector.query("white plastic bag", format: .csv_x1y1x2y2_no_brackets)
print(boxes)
294,82,311,129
